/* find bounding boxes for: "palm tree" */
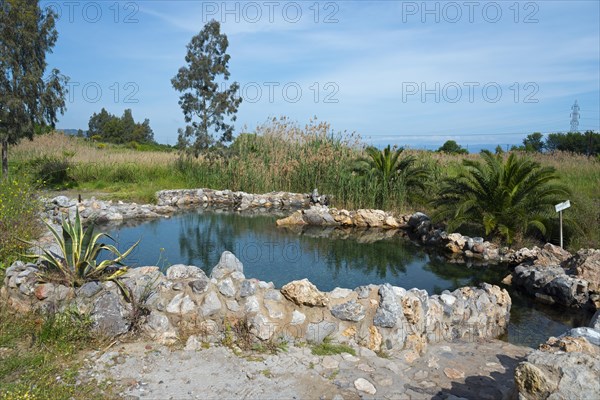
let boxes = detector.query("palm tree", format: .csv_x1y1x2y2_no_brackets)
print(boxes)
433,150,570,244
353,145,428,209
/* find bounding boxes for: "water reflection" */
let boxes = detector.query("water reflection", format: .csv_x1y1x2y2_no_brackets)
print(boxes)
102,209,589,348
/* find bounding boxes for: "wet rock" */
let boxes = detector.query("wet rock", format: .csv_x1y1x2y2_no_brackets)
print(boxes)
330,300,366,322
408,212,429,228
281,279,328,307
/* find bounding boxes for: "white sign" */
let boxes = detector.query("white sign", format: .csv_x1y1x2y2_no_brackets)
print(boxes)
555,200,571,212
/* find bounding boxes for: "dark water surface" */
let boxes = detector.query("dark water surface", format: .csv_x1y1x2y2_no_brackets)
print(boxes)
103,209,591,348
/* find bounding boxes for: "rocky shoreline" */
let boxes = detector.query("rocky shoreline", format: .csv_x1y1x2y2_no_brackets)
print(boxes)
39,190,600,312
4,188,600,399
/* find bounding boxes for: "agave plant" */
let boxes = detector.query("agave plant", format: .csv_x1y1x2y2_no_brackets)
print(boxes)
26,209,139,288
433,150,570,244
353,145,429,209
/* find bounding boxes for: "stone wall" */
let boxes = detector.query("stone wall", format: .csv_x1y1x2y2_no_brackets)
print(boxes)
511,246,600,310
1,251,511,356
156,189,310,210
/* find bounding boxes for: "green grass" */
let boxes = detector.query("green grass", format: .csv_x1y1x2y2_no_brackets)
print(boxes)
0,305,114,400
8,124,600,250
311,337,356,356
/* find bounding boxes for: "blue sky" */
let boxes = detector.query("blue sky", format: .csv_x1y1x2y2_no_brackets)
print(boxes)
44,0,600,150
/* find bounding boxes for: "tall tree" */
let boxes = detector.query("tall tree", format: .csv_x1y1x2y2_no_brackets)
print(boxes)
171,19,242,157
0,0,68,178
523,132,544,152
437,140,468,154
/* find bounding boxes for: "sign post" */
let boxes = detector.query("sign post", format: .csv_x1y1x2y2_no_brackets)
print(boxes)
555,200,571,249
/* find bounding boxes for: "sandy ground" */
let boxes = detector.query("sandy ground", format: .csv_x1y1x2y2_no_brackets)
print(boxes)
82,338,531,400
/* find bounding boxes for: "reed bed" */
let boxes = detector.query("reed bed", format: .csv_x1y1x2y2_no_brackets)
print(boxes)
9,119,599,250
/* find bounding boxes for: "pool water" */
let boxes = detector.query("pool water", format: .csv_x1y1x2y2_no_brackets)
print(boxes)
102,209,591,348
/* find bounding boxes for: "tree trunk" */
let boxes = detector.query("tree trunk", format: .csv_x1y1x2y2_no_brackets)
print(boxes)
1,138,8,180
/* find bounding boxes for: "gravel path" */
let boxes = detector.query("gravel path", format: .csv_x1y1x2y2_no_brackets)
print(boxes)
83,338,530,400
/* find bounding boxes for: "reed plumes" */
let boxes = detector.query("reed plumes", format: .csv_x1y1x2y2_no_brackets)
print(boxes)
9,119,599,249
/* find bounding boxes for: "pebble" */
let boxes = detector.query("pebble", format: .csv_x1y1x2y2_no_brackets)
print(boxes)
444,367,465,380
354,378,377,395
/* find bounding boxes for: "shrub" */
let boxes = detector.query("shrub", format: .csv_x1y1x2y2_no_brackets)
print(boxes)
0,179,41,266
29,155,75,188
25,209,139,289
434,151,570,244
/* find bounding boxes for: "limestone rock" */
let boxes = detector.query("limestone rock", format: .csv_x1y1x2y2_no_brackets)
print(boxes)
199,291,222,317
514,362,556,399
564,249,600,292
91,290,131,337
281,279,328,307
210,251,244,280
166,264,208,280
561,327,600,346
275,211,306,226
373,283,402,328
218,278,236,297
166,293,196,315
354,378,376,395
330,300,366,322
290,310,306,325
306,321,337,343
239,280,256,298
189,278,210,294
590,310,600,331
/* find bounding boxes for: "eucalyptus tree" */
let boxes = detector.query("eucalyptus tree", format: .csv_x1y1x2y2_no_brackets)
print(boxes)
434,150,570,244
0,0,68,178
353,145,428,209
172,20,242,157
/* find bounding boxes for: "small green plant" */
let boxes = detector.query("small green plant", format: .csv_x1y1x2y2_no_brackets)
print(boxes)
310,336,356,356
25,209,139,288
0,179,41,266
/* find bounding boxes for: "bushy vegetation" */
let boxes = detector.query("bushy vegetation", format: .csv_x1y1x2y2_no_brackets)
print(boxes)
434,151,570,244
513,131,599,155
8,120,600,250
88,108,154,145
0,178,41,267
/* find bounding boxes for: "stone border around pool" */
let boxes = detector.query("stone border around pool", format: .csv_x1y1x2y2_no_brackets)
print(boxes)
2,251,512,360
37,188,600,311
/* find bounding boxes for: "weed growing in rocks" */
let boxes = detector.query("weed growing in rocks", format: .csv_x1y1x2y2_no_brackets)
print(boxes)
311,336,356,356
